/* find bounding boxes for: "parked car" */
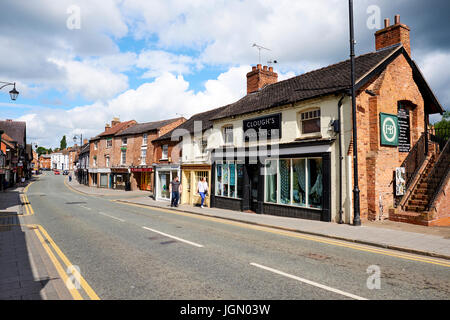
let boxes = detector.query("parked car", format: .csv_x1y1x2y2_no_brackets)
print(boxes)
54,170,60,175
63,170,69,175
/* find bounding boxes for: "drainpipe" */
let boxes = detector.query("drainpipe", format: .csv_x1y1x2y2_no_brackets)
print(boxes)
337,94,345,224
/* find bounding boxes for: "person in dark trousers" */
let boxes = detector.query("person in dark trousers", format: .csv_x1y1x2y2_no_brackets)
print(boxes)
169,176,182,207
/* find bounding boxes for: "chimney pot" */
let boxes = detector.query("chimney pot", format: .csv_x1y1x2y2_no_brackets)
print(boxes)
376,15,411,56
257,64,262,70
252,66,256,71
269,67,273,72
395,14,400,25
384,18,390,28
263,65,267,71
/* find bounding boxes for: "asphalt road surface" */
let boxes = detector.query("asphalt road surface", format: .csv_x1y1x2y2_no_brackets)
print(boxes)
24,172,450,300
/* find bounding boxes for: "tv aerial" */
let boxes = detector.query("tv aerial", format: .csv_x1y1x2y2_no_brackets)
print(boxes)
252,43,271,65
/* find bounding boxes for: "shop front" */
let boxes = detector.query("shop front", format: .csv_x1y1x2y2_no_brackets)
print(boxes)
111,168,130,190
131,167,153,192
98,168,111,188
211,141,332,221
89,168,98,187
181,164,211,207
154,164,180,201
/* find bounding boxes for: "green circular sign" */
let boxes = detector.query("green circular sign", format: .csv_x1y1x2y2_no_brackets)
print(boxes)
382,117,397,143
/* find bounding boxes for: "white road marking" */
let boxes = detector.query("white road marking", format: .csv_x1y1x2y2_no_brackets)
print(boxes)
250,262,368,300
80,205,91,210
142,226,204,248
98,212,125,222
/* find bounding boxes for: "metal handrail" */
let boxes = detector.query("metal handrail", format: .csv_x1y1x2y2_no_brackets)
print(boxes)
425,138,450,211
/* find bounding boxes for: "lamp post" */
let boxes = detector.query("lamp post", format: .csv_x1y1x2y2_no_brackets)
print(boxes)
0,81,19,101
348,0,361,226
73,134,83,147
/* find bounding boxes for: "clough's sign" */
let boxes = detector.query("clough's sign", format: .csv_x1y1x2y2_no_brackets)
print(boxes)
380,113,398,146
243,113,281,141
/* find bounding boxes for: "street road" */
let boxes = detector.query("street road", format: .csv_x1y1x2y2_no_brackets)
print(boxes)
24,172,450,299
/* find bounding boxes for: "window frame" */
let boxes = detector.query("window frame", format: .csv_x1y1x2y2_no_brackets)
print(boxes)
222,125,234,146
121,150,126,165
264,157,323,210
142,133,148,146
122,137,127,146
161,144,169,160
214,160,243,199
299,108,321,136
106,138,112,148
140,148,147,165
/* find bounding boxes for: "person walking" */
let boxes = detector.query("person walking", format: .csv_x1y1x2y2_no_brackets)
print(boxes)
197,177,208,208
169,176,182,207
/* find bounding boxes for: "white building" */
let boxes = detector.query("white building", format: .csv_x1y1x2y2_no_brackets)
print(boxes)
51,152,69,170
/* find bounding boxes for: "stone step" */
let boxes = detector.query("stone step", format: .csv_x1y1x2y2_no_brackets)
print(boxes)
405,205,426,212
407,199,428,206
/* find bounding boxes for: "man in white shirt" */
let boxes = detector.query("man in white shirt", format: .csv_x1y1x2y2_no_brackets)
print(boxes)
197,177,208,208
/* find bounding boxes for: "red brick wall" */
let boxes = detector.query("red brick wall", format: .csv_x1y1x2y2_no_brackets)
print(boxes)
246,65,278,94
352,53,425,220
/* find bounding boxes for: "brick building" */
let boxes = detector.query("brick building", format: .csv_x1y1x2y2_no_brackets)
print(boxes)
39,154,51,170
113,117,186,191
197,15,447,225
89,118,137,188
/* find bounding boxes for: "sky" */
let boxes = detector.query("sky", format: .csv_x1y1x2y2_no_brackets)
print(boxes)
0,0,449,149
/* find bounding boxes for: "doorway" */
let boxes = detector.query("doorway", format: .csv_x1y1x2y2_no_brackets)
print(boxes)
247,164,259,212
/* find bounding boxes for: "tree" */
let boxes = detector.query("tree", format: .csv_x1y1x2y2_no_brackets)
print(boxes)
36,146,50,156
432,110,450,142
60,135,67,150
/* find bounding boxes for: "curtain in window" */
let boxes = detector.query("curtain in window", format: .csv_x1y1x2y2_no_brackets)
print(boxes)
265,160,277,203
308,159,323,208
292,159,306,206
279,159,290,204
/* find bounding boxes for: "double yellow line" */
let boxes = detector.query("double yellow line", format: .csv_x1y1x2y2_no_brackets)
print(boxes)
23,182,100,300
31,224,100,300
21,194,34,216
115,200,450,268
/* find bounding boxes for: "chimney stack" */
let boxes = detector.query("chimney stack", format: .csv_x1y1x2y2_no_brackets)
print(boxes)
246,65,278,94
111,117,120,127
105,123,111,131
375,14,411,56
83,139,88,145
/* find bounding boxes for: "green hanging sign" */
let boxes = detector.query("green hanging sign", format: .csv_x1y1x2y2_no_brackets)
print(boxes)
380,113,399,146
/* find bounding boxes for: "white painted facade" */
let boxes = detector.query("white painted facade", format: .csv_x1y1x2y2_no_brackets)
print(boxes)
51,152,69,171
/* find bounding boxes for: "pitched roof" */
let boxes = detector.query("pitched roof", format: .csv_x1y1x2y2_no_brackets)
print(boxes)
211,45,404,120
92,120,137,139
115,117,185,137
0,120,26,146
155,106,228,142
79,143,90,155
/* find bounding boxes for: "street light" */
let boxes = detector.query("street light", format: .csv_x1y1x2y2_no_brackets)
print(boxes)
0,81,19,101
73,134,83,146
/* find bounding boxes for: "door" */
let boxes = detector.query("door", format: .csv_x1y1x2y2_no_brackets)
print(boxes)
247,164,259,212
159,171,170,200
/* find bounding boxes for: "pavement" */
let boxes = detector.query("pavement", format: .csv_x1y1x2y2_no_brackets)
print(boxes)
0,182,73,300
67,177,450,260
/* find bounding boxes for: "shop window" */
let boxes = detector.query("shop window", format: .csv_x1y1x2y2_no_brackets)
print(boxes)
265,160,277,203
223,125,233,145
265,157,322,209
162,144,168,160
215,161,243,199
140,149,146,165
300,109,321,134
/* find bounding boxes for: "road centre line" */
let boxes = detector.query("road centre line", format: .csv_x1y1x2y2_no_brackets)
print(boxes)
250,262,368,300
115,201,450,268
98,211,125,222
142,226,204,248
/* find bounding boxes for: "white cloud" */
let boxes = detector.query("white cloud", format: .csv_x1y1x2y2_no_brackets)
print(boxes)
49,58,129,101
19,66,250,148
136,50,196,78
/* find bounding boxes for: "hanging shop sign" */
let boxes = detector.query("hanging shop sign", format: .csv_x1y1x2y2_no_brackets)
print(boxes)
397,107,411,153
243,113,282,141
380,113,399,146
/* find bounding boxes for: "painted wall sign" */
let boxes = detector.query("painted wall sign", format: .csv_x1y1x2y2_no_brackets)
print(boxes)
397,106,411,153
243,113,282,141
380,113,399,146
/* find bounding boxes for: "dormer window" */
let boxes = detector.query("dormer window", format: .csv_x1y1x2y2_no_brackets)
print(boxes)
300,109,321,134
